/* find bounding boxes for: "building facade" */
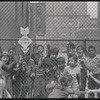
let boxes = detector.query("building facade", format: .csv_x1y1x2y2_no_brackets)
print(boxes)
0,2,99,53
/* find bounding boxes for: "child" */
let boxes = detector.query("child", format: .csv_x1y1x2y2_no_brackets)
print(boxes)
85,72,100,94
63,54,81,98
46,57,66,95
48,73,85,98
25,58,36,98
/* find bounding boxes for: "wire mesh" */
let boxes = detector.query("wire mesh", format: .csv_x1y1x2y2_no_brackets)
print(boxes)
0,1,100,98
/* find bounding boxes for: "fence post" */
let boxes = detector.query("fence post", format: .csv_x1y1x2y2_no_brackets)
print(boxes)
83,39,87,56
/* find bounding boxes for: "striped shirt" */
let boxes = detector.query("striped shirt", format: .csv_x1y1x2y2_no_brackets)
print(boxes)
63,65,80,91
85,54,100,74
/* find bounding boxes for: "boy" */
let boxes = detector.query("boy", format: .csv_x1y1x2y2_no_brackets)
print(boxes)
48,73,85,98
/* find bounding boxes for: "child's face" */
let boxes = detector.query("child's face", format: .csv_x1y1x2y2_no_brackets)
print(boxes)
37,46,44,53
68,57,76,67
22,62,27,67
9,50,14,56
58,62,65,70
1,55,9,64
77,49,84,57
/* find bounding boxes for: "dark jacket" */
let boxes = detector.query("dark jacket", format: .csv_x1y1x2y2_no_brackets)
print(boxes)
31,53,42,65
40,57,58,79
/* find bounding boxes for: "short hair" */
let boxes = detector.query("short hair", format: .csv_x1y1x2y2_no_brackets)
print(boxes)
68,54,78,63
76,45,84,52
50,48,59,55
88,45,96,51
67,42,75,49
58,73,73,84
57,57,65,64
37,45,44,50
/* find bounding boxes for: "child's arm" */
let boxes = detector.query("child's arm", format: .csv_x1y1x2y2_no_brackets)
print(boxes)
86,88,100,93
65,87,75,94
66,86,86,96
89,73,100,84
76,73,81,86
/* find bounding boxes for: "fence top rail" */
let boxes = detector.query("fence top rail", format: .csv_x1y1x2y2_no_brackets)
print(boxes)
0,38,100,41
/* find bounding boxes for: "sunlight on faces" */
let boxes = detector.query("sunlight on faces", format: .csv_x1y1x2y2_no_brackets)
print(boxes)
1,55,9,64
68,57,77,67
77,49,84,57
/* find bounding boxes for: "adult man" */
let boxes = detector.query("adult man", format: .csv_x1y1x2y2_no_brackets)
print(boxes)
85,46,100,98
76,45,87,98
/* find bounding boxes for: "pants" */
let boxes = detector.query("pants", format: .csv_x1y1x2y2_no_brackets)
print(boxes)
46,77,56,97
88,73,100,98
6,76,13,97
33,75,47,98
13,80,27,98
79,68,87,98
26,77,33,98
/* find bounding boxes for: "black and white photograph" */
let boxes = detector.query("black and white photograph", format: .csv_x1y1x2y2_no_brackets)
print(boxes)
0,1,100,98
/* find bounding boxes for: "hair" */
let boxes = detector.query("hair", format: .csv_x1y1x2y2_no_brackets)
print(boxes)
37,45,44,50
67,42,75,49
46,48,59,58
57,57,65,64
68,54,78,63
88,45,96,51
50,48,59,55
58,73,73,88
76,45,84,52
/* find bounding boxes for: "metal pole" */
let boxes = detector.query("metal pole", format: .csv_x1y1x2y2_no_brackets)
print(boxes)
83,39,87,56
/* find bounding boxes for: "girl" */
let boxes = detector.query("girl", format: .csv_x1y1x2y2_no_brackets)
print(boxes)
63,54,81,98
0,52,17,98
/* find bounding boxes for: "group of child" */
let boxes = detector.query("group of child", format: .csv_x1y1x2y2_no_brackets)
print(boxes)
46,44,100,98
0,42,100,98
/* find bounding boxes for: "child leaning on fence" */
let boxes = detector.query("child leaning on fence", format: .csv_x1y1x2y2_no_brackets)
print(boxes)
0,52,17,98
48,72,86,98
85,72,100,94
63,54,81,98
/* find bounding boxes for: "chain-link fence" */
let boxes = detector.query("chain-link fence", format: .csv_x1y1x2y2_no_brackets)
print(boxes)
0,1,100,98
